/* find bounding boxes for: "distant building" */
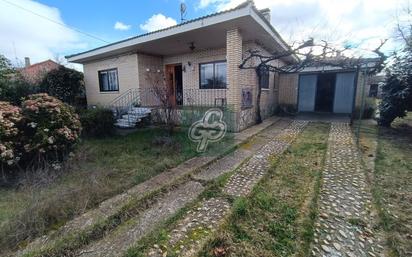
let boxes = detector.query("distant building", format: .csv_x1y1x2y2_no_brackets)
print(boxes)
19,57,60,84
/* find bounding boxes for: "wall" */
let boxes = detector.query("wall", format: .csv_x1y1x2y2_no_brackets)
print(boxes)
237,42,285,131
83,53,138,106
137,53,163,106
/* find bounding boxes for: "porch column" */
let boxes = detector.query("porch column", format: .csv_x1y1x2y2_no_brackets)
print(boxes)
226,28,242,112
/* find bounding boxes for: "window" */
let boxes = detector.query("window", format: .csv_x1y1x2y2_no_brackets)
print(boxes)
199,61,227,89
99,68,119,92
259,69,269,89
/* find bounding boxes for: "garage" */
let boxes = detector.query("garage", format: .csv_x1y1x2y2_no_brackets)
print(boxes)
297,72,357,114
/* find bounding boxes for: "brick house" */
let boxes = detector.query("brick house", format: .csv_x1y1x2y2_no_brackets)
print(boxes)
66,1,371,131
19,58,60,84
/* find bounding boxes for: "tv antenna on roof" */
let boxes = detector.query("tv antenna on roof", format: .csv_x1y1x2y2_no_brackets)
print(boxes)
180,2,187,23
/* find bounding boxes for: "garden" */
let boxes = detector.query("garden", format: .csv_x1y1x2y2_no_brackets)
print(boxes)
0,55,234,254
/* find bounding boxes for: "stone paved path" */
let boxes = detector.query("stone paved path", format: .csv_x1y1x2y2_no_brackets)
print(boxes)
224,120,307,197
194,119,292,181
312,122,385,257
148,120,308,257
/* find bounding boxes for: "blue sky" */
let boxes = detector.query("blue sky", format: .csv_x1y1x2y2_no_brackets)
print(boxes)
0,0,407,69
37,0,209,45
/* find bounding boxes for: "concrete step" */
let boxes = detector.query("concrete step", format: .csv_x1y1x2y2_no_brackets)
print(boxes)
130,107,151,114
123,113,148,120
114,118,141,128
121,115,142,121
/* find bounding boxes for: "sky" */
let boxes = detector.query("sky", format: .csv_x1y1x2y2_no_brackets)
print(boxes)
0,0,409,70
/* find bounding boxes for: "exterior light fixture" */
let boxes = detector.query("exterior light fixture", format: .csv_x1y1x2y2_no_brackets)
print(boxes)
189,42,195,51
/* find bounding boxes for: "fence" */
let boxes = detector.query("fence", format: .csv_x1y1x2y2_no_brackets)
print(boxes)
138,88,228,108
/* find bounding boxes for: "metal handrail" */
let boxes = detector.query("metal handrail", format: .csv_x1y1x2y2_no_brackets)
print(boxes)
107,88,140,121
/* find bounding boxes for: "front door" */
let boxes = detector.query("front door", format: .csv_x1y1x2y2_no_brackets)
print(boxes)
165,64,183,106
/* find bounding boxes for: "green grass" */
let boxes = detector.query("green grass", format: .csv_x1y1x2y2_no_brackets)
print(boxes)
198,122,329,257
0,127,234,253
356,113,412,257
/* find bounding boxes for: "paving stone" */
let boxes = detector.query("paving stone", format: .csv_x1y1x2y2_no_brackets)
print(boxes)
147,120,308,257
194,120,292,181
312,122,384,257
223,120,308,197
148,121,308,257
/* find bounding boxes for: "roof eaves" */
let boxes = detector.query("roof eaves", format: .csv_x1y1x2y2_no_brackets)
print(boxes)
65,3,249,60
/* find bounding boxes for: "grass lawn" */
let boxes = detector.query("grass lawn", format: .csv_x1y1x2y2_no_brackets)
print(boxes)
356,113,412,257
0,127,233,252
198,122,330,257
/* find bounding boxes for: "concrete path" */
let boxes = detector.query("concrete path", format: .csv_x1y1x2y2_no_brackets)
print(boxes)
312,123,384,257
148,120,308,257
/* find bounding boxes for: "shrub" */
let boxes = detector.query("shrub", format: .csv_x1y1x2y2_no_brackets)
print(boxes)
40,66,85,106
0,80,38,105
0,101,23,168
21,94,81,165
79,108,115,138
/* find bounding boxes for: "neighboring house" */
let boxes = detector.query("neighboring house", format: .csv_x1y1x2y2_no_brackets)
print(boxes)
66,0,372,131
19,58,60,84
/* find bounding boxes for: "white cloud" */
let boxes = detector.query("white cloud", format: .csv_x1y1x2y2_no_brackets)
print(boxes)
197,0,404,54
0,0,87,67
114,21,131,31
139,14,177,32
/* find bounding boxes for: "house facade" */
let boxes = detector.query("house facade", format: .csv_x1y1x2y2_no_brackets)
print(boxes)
67,0,371,131
67,1,296,131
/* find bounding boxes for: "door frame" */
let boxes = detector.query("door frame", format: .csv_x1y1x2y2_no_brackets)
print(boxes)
314,72,336,113
297,70,358,113
165,63,183,106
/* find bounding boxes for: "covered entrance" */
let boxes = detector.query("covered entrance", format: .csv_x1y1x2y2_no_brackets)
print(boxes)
298,72,356,114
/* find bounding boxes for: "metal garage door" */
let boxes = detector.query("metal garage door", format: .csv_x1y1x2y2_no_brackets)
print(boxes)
298,74,317,112
333,72,356,113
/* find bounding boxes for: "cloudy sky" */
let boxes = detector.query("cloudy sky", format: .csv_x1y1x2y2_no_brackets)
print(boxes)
0,0,408,68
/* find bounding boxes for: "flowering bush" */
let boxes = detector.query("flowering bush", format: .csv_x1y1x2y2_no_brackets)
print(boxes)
21,94,81,161
0,101,23,166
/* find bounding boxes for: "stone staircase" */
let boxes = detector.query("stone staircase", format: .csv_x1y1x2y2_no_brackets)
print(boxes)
114,107,151,128
106,88,152,128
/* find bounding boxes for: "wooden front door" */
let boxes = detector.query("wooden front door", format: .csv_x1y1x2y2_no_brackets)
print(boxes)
165,64,183,106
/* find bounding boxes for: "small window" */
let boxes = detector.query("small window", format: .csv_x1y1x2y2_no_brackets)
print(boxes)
273,74,278,91
199,61,227,89
99,68,119,92
259,69,269,89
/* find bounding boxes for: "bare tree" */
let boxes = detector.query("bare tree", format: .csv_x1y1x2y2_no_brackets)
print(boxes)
239,39,387,123
144,70,177,134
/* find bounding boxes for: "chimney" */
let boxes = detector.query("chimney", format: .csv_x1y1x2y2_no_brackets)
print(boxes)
24,57,30,67
260,8,271,23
